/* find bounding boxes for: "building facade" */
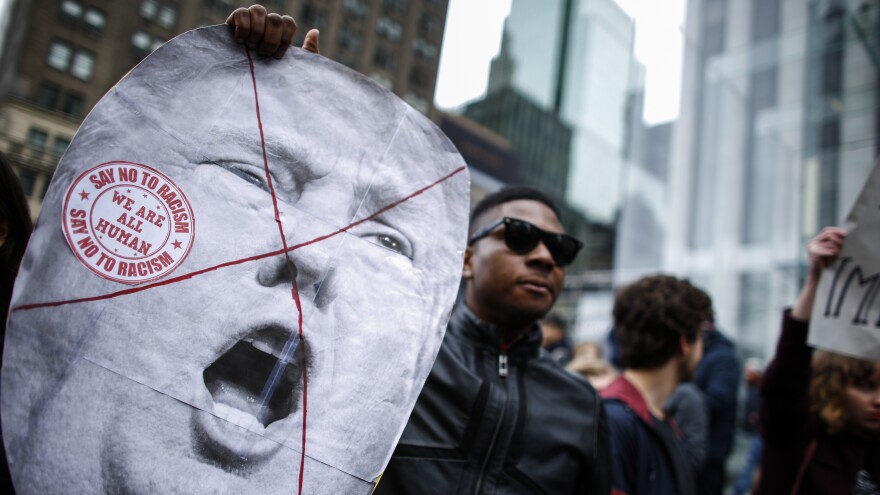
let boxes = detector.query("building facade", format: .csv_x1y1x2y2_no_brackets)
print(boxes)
616,0,880,360
0,0,448,217
489,0,636,224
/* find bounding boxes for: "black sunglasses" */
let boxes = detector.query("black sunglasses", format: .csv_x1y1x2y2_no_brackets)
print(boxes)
468,217,583,267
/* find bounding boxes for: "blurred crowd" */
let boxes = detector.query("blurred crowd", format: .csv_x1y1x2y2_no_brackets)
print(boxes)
1,5,878,494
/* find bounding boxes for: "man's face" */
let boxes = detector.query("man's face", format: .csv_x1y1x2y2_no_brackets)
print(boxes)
677,331,703,383
464,199,566,327
3,27,467,494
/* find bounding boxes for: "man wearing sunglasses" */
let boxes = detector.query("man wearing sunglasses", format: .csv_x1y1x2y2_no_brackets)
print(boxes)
225,10,610,493
376,186,610,494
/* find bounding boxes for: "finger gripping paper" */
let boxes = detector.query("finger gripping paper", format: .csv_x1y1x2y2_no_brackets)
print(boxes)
2,25,469,494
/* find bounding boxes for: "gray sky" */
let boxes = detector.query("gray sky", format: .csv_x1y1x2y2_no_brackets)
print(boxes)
0,0,686,123
435,0,687,124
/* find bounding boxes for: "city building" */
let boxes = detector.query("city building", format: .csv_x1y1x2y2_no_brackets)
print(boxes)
0,0,448,217
439,112,521,203
489,0,637,224
464,85,573,198
615,0,880,359
460,0,637,337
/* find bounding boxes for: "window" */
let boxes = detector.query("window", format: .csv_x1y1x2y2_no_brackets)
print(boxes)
382,0,406,13
338,29,362,50
60,0,83,23
36,82,60,109
409,66,427,88
343,0,369,17
53,136,71,156
47,40,73,71
751,0,780,43
404,92,428,114
417,13,439,37
132,31,151,51
40,177,51,200
158,6,177,29
17,170,36,197
373,46,396,72
140,0,158,20
47,41,96,79
300,5,326,30
132,31,163,59
27,128,48,152
377,17,402,41
368,72,393,91
62,93,84,117
70,50,95,80
84,8,106,32
412,38,437,59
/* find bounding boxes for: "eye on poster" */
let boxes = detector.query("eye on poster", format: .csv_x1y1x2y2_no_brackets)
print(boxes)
2,25,469,494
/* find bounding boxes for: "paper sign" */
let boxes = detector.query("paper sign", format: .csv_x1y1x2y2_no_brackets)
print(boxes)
2,25,469,494
809,159,880,361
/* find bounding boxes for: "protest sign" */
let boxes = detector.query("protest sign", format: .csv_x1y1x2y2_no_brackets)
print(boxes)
2,25,469,494
809,159,880,361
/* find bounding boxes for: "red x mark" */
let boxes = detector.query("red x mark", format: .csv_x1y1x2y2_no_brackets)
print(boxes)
13,46,465,494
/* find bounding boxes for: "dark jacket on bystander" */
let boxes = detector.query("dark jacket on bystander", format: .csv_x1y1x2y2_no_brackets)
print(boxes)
376,304,611,494
602,375,696,495
755,309,880,495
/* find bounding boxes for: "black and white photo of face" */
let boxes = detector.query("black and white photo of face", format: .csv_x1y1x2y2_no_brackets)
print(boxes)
2,26,468,494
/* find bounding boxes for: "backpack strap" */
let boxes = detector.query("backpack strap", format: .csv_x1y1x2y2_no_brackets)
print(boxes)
790,441,818,495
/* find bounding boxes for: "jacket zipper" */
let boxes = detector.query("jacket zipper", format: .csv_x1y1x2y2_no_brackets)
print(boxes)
498,343,509,377
474,344,510,494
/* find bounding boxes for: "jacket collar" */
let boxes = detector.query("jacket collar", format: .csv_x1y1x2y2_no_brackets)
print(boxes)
448,303,543,357
601,374,654,424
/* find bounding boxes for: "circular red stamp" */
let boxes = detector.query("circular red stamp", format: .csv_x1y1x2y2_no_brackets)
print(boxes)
62,161,195,285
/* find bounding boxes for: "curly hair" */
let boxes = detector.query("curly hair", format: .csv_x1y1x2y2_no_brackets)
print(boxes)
810,351,880,434
613,275,706,370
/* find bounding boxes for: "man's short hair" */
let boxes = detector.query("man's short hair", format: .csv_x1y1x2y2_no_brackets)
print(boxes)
470,186,560,232
613,275,704,370
690,284,714,323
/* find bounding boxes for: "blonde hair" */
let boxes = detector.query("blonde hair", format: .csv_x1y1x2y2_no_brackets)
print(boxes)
810,351,880,434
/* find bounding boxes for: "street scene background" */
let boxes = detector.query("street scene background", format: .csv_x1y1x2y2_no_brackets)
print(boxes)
0,0,877,490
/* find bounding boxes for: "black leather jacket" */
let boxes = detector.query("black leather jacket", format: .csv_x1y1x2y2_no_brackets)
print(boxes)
376,305,611,494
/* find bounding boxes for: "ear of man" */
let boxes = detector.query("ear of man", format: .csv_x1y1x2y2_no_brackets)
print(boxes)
678,335,691,357
462,246,474,280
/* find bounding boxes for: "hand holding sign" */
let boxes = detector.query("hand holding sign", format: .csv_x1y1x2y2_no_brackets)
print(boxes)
809,160,880,361
2,24,469,495
225,4,320,58
793,227,847,321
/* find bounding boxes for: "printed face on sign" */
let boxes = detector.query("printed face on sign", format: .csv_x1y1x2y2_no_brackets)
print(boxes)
2,26,468,494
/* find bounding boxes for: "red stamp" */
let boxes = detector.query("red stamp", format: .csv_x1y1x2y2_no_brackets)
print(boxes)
62,161,195,285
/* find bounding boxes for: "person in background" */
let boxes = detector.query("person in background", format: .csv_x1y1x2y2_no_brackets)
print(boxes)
541,313,573,365
666,381,709,476
0,152,32,337
567,342,618,390
0,151,33,494
756,227,880,494
691,290,741,495
602,275,704,495
731,357,763,495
